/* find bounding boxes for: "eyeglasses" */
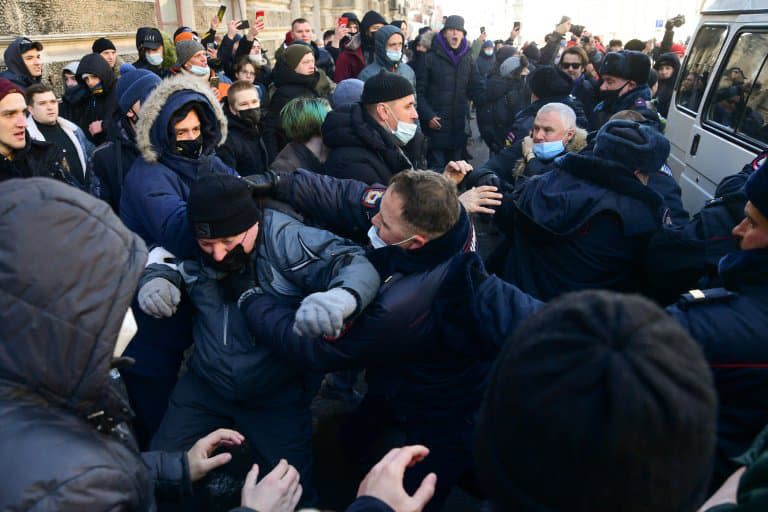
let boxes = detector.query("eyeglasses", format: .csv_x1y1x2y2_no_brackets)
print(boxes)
560,62,582,70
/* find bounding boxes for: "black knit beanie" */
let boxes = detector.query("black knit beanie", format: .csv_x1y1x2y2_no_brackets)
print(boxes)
361,69,414,104
528,65,572,100
92,37,116,54
475,290,717,512
188,174,261,239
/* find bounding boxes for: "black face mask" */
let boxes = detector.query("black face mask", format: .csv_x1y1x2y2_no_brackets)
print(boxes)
600,80,630,104
238,107,261,127
174,135,203,159
200,243,251,273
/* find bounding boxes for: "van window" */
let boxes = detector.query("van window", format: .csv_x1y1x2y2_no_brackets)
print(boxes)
676,26,728,113
705,30,768,145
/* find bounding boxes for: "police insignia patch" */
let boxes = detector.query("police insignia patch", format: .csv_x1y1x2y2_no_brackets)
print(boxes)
751,151,768,171
361,188,385,208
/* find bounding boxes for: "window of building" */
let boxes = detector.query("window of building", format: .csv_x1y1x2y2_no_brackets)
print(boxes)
156,0,183,33
675,25,727,114
705,30,768,145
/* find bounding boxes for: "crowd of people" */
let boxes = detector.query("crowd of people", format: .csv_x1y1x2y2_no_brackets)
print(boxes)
1,8,768,512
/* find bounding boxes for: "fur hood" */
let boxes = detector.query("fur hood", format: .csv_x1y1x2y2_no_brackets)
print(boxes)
136,73,227,164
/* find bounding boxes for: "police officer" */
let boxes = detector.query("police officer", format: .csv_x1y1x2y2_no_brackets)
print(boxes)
667,158,768,491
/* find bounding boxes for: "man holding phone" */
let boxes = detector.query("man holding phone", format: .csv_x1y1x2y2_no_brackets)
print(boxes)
540,15,572,66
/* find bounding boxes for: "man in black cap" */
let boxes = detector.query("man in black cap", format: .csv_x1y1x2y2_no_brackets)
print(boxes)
594,50,661,131
0,37,44,89
134,27,168,77
323,70,471,184
139,173,380,508
93,37,118,73
416,14,485,170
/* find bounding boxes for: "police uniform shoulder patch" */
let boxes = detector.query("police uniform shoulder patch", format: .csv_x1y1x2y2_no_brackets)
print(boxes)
751,151,768,171
634,98,648,108
361,187,385,209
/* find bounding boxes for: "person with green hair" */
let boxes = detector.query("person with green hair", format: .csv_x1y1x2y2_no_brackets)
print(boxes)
271,96,331,175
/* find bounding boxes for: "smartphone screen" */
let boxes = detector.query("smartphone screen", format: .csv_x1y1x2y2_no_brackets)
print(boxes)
338,16,348,27
239,19,250,29
255,10,265,26
513,21,521,31
216,5,226,22
209,76,219,88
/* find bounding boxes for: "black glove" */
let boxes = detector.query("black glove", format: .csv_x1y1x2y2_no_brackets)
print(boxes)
242,170,278,196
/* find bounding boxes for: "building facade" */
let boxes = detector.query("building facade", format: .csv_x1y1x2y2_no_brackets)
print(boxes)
0,0,428,87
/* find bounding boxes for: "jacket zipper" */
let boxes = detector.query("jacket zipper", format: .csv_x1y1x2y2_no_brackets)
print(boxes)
222,304,229,346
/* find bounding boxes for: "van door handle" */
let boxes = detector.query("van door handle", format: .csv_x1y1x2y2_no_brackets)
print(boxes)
690,134,700,156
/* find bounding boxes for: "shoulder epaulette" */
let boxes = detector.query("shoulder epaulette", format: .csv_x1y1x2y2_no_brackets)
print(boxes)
677,287,738,310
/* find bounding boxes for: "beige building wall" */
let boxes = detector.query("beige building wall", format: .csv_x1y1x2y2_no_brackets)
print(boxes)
1,0,414,88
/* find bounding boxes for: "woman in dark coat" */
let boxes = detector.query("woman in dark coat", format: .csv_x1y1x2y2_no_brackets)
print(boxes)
262,44,333,162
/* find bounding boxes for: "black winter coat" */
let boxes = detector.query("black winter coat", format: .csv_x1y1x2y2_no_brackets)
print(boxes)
416,34,485,149
0,136,85,191
77,53,119,145
0,178,190,511
477,71,529,153
271,141,324,175
90,118,142,214
218,107,269,176
322,102,414,184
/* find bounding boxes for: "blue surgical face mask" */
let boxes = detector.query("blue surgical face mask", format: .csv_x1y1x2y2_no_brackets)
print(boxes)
367,225,416,249
483,48,493,56
386,50,403,62
532,140,566,160
189,65,210,77
146,52,163,66
385,104,417,145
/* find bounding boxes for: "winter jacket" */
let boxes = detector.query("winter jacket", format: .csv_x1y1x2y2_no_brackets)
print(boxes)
76,53,119,145
668,249,768,489
0,177,191,511
322,102,414,184
271,141,324,176
119,75,236,377
90,117,141,214
233,36,273,88
120,74,237,260
477,71,529,154
475,52,495,79
511,128,588,179
142,208,380,403
593,84,662,132
487,152,666,301
0,135,83,190
334,42,367,82
26,116,95,184
416,32,485,149
0,37,42,88
570,74,600,129
243,169,497,421
218,106,269,176
262,60,332,162
654,52,681,118
358,25,416,87
274,41,335,80
60,79,90,130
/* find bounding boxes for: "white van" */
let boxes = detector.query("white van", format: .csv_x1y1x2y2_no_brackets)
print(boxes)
666,0,768,213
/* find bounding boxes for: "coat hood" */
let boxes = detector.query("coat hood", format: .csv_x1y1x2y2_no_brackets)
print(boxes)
76,53,117,91
373,25,404,68
2,37,40,82
136,73,228,163
0,178,147,417
654,52,681,80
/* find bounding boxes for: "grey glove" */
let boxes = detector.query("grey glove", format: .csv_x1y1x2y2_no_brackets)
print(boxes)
138,278,181,319
293,288,358,338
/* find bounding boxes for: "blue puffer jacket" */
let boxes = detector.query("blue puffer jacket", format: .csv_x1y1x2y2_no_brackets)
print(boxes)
667,249,768,489
487,152,665,301
142,208,381,403
119,75,237,375
120,75,237,259
243,170,502,420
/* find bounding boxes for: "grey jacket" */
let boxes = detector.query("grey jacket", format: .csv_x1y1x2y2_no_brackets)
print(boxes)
143,208,380,402
0,178,190,511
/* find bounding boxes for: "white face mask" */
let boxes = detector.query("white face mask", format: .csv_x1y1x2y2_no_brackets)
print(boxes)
483,49,493,56
189,65,210,77
385,104,418,145
367,225,416,249
146,53,163,66
386,50,403,62
114,308,137,357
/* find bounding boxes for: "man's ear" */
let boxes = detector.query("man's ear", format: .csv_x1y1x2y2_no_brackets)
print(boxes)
564,128,576,143
407,234,428,250
633,170,649,185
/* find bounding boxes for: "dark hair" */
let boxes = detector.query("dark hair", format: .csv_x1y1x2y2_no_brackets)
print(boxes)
291,18,310,29
233,56,259,77
560,46,588,67
280,97,331,143
609,39,622,48
227,80,259,108
323,29,334,40
25,83,55,105
388,170,460,239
